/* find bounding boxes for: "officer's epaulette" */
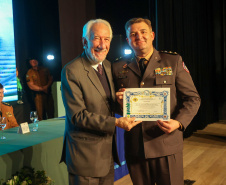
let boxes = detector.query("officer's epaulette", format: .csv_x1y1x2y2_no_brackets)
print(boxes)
114,56,122,62
2,102,11,106
160,51,178,55
114,55,131,62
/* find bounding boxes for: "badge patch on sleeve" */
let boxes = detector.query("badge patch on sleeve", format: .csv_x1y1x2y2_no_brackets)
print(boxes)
182,62,189,73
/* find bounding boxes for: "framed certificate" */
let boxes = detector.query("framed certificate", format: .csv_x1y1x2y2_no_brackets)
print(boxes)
123,88,170,121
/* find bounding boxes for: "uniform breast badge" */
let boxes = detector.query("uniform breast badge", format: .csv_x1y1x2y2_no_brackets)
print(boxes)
155,67,173,76
6,112,12,117
123,64,128,69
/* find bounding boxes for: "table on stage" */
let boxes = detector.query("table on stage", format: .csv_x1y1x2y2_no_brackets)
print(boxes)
0,118,68,184
0,117,128,184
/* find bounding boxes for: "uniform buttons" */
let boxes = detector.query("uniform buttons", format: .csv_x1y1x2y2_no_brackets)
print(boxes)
163,80,167,84
140,82,144,86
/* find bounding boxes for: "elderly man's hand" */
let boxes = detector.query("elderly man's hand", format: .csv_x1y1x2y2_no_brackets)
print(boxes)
115,117,142,131
116,88,126,109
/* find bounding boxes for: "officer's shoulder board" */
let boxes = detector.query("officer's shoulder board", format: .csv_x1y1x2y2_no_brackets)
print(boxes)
160,51,178,55
114,56,122,62
115,54,132,61
2,102,11,106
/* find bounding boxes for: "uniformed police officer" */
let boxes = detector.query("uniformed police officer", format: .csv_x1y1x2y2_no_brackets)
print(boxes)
112,18,201,185
0,83,19,130
26,59,54,121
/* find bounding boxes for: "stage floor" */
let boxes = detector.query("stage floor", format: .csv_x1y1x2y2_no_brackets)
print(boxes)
114,121,226,185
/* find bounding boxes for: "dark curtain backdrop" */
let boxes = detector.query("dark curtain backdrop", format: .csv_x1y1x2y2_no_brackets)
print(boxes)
157,0,226,137
58,0,96,67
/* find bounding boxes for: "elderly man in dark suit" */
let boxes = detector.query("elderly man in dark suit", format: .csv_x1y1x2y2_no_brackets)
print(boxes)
112,18,201,185
60,19,141,185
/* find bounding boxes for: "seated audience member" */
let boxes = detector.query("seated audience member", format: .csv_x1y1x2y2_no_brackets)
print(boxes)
0,83,19,130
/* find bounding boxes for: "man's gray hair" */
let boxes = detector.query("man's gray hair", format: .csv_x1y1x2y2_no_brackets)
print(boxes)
82,19,113,40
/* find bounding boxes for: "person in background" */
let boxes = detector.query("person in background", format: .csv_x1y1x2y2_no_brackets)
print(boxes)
60,19,141,185
26,59,54,121
112,17,201,185
0,83,19,130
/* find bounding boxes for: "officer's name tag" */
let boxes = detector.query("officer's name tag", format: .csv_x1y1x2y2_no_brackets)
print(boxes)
18,122,30,134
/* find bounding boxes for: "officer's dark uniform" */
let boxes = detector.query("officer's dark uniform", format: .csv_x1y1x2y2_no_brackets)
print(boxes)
112,49,201,185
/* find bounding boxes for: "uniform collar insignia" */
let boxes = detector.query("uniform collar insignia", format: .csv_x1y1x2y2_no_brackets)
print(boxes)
2,102,10,106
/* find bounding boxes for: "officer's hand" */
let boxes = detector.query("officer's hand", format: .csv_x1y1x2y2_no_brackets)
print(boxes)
116,88,126,109
115,117,142,131
157,119,181,134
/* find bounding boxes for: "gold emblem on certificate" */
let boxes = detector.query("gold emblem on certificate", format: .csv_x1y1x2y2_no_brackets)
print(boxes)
123,88,170,121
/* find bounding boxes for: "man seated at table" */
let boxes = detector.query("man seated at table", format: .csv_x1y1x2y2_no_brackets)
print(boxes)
0,83,19,130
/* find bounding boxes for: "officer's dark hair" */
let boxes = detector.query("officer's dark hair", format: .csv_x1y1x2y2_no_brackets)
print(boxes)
0,83,3,89
125,18,153,36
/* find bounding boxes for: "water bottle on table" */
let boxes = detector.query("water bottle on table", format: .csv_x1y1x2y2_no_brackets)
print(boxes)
30,111,38,131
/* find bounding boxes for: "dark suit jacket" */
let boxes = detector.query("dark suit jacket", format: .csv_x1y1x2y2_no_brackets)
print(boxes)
112,49,201,158
61,52,119,177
